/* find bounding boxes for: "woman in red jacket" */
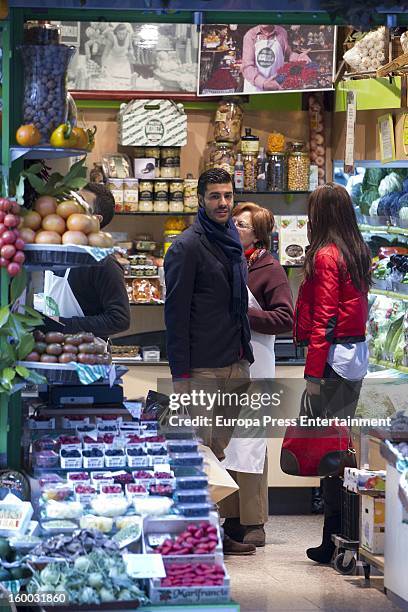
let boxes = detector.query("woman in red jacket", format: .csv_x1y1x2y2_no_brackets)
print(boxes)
221,201,293,548
295,183,371,563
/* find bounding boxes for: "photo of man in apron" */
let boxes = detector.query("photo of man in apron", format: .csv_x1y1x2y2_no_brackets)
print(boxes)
242,24,310,93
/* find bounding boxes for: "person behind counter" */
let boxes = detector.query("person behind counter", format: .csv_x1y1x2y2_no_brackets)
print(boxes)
221,202,293,548
43,183,131,341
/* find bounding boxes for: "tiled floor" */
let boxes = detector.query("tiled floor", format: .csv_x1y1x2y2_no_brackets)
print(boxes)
226,515,399,612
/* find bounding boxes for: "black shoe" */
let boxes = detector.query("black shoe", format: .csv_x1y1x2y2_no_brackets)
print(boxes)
306,515,340,564
223,518,246,543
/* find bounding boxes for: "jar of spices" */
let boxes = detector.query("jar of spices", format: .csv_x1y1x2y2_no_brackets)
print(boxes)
160,147,181,178
287,141,310,191
214,99,243,144
243,152,257,192
206,141,235,176
267,152,287,191
145,147,161,178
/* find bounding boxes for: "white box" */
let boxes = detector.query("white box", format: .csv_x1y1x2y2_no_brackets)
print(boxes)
134,158,156,180
118,99,187,147
60,451,82,470
361,495,385,554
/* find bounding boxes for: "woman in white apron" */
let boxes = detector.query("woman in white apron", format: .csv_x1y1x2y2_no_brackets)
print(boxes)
220,202,294,547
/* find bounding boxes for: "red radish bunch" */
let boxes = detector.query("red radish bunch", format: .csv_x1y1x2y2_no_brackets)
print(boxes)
156,522,218,556
0,198,25,277
127,484,147,494
161,563,225,587
149,484,173,496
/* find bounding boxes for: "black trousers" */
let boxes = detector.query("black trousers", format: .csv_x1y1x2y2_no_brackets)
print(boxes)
319,364,362,519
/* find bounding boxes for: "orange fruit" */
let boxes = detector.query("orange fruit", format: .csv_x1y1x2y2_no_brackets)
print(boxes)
16,124,41,146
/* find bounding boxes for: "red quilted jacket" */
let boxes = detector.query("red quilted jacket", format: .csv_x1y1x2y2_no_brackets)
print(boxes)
294,244,368,381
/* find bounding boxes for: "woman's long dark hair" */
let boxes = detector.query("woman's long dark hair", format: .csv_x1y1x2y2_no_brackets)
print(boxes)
304,182,372,291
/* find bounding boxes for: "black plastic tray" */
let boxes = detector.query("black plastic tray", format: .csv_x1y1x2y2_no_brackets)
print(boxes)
23,245,112,270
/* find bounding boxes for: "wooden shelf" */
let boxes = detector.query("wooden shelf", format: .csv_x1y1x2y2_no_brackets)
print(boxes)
359,548,385,572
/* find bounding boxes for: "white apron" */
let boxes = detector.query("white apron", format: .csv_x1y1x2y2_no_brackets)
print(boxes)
43,270,84,318
222,287,275,474
244,34,285,93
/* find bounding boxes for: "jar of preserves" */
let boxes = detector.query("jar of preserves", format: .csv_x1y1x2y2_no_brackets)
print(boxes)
160,147,181,178
184,175,199,213
243,152,257,192
139,180,153,201
138,200,153,213
214,99,243,144
287,142,310,191
145,147,161,178
154,180,168,205
267,152,287,192
206,141,235,176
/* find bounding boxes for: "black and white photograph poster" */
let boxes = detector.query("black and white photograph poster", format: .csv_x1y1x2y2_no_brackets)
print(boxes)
55,21,199,93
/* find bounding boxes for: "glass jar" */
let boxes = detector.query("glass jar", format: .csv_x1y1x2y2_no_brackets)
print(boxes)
287,142,310,191
23,22,61,45
160,147,181,178
267,152,287,192
154,200,169,213
154,180,168,205
184,176,199,213
206,141,235,176
146,147,161,178
139,180,153,201
138,200,153,213
243,152,257,192
20,44,76,143
132,147,146,158
214,99,243,143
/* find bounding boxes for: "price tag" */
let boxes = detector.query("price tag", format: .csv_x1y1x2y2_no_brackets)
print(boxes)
153,463,171,473
148,533,172,548
124,553,166,579
345,90,357,171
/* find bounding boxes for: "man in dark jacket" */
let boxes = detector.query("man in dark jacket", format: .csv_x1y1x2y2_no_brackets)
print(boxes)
164,168,255,556
45,183,130,340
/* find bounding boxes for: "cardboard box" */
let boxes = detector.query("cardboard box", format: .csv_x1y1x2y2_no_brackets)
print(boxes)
118,99,188,147
361,496,385,554
134,159,156,180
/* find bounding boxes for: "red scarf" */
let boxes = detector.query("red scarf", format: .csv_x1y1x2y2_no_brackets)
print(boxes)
244,246,267,269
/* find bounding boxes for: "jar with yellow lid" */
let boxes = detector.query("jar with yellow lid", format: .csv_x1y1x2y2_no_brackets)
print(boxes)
287,142,310,191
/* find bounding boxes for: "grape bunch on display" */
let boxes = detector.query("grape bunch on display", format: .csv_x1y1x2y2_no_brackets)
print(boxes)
0,198,25,277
